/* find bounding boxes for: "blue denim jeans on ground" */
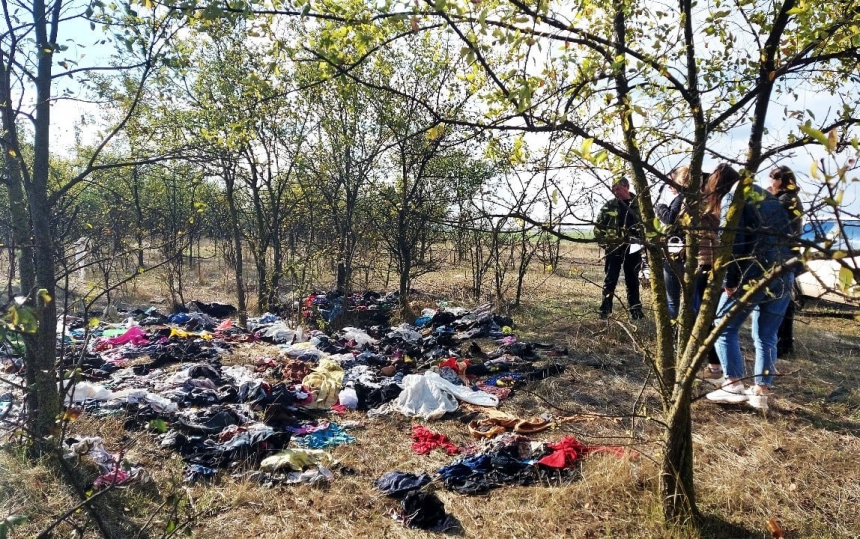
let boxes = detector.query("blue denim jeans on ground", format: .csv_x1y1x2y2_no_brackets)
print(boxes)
713,274,794,387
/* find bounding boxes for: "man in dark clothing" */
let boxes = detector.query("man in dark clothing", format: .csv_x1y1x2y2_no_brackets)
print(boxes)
593,177,644,320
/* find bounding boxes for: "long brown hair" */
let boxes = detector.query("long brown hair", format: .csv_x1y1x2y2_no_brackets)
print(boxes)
704,164,740,218
769,165,797,192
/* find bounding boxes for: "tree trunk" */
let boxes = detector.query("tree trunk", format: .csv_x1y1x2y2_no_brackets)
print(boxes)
660,397,699,526
224,173,247,327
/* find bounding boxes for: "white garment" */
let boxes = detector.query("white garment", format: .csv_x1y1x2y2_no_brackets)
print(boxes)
394,371,499,420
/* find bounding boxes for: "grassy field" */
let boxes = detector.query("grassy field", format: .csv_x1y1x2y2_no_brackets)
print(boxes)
2,243,859,538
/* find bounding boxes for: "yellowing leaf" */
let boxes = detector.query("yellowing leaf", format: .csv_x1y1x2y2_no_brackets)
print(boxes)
426,124,445,140
838,266,854,291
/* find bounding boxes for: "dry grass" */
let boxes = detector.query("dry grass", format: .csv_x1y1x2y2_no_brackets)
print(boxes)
2,244,860,538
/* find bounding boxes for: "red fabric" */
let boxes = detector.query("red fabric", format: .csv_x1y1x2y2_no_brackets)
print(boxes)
330,404,347,414
411,425,459,455
439,357,459,372
537,436,626,469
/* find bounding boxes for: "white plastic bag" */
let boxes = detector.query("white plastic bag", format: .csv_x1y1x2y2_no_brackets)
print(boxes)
338,388,358,409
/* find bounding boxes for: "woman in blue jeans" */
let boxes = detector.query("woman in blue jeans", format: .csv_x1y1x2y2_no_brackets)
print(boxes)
703,165,795,411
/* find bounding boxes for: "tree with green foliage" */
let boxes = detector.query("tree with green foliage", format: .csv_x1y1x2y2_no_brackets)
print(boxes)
162,0,860,527
0,0,186,451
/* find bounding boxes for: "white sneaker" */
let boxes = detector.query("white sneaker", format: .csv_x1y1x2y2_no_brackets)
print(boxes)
745,387,769,411
706,382,748,404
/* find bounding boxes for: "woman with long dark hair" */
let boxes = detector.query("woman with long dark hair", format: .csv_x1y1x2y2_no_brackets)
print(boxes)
767,166,803,357
705,164,795,411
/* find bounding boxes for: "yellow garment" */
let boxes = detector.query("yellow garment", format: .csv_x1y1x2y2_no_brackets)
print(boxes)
301,358,345,409
169,328,212,340
259,448,333,472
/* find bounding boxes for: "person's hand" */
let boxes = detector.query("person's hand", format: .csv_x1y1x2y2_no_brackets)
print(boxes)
724,287,736,297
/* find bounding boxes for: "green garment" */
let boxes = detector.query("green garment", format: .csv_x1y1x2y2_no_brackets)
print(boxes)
593,196,642,252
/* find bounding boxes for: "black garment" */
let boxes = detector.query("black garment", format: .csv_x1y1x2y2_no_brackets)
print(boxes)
655,194,684,227
373,471,432,498
772,187,803,356
600,248,642,315
777,298,796,357
398,491,452,530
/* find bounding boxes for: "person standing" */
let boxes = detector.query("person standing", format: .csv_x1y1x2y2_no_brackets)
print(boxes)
705,165,795,411
654,166,690,320
767,166,803,357
593,177,644,320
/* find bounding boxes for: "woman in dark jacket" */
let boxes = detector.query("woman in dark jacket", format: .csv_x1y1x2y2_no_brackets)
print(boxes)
768,166,803,357
654,166,689,320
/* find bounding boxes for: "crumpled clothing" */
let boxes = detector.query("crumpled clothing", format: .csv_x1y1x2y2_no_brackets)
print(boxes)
281,341,325,361
483,373,524,387
281,359,312,383
62,381,113,403
93,467,141,489
302,358,344,409
294,423,355,449
394,490,454,531
184,464,217,482
475,383,511,400
537,436,626,469
395,371,498,420
387,324,422,343
373,471,432,498
340,327,378,346
170,327,212,340
435,450,539,494
411,425,459,455
102,326,148,347
438,366,463,386
259,448,334,472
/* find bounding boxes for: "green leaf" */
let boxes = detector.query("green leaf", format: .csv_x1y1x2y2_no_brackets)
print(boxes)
148,419,168,433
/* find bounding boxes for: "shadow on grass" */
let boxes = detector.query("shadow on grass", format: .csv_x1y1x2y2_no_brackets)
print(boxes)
698,513,759,539
781,404,860,436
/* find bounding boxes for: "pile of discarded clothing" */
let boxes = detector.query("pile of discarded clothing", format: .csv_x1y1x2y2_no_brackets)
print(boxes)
374,432,627,528
2,294,570,492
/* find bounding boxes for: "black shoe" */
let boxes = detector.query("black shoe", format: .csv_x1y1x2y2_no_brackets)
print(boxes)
598,310,610,320
776,346,793,358
630,308,644,320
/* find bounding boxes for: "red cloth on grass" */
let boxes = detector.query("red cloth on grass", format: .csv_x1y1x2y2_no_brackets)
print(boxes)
411,425,459,455
537,436,626,468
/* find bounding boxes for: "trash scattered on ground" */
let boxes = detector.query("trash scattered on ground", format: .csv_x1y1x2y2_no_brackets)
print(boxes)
2,292,589,512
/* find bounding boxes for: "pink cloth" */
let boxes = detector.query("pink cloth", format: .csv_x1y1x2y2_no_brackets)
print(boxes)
104,326,148,347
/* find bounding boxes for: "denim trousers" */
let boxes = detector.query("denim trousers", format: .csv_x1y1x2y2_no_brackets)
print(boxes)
663,258,683,320
713,274,794,387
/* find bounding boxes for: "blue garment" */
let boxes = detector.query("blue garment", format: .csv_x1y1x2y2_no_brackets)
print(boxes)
293,423,355,449
713,182,794,387
720,184,793,289
714,274,794,387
